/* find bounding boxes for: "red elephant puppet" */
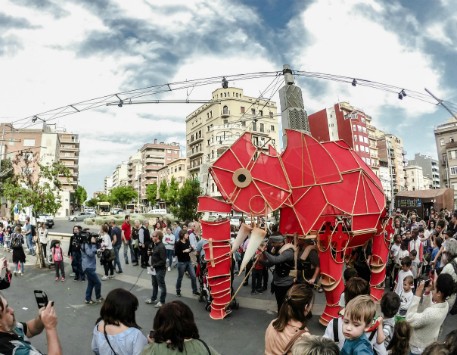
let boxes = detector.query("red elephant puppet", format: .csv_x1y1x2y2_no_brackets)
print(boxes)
197,129,393,325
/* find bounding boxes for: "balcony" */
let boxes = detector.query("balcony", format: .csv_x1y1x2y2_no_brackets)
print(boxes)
187,150,204,159
446,141,457,149
221,109,230,118
60,146,78,151
189,136,204,146
188,164,200,172
60,155,79,160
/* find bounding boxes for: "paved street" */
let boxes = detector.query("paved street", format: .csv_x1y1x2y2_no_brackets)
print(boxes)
2,219,456,355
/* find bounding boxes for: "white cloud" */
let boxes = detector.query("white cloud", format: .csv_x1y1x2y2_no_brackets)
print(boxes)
291,0,444,126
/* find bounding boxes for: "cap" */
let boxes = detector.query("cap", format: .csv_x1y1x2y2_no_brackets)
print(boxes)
269,235,284,243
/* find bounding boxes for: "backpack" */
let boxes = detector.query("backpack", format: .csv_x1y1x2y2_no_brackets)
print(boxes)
11,233,22,248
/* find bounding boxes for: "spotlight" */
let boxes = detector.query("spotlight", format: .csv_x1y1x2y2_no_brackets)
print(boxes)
401,89,407,97
398,92,403,100
352,79,357,87
118,100,123,107
32,116,37,123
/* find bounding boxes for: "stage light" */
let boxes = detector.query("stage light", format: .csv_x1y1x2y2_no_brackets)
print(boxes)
352,79,357,87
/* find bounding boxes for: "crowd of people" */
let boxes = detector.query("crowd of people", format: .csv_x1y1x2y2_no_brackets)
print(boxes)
0,208,456,354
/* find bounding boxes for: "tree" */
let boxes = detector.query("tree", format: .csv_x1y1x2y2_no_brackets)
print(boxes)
73,186,88,207
110,186,137,209
86,198,98,207
96,193,110,203
146,182,158,206
0,158,17,196
165,176,179,207
158,180,168,201
2,152,71,216
170,178,201,222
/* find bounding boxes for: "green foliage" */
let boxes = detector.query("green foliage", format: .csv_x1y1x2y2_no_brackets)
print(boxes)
159,180,168,200
96,193,110,203
110,186,137,209
146,182,158,206
86,198,98,207
170,178,201,222
74,186,88,207
2,155,71,216
0,158,17,195
166,176,179,207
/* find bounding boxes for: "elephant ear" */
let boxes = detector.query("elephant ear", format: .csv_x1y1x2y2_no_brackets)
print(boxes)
281,130,342,188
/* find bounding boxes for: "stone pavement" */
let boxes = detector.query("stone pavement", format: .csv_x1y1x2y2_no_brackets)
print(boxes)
1,239,455,355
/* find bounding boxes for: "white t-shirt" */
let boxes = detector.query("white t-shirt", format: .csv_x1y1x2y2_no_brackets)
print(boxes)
38,228,48,244
399,289,414,313
391,243,401,264
395,269,413,295
397,249,409,265
163,233,175,250
102,233,113,250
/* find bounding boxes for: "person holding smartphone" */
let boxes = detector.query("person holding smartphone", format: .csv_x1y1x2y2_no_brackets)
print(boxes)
0,291,62,355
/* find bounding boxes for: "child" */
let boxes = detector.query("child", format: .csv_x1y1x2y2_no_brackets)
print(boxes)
4,226,11,252
251,242,266,295
409,249,419,289
324,277,386,354
431,237,443,271
339,267,358,307
394,256,413,296
341,295,376,354
390,235,402,290
398,275,414,317
51,241,65,282
379,291,401,348
386,320,411,355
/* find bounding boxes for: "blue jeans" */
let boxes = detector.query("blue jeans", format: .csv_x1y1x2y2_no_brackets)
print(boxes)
123,239,136,264
84,268,101,301
26,234,35,255
151,267,167,303
113,244,123,272
166,249,174,267
176,261,197,293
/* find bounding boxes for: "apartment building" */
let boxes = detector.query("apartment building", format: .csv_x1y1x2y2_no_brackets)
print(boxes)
112,162,129,188
0,123,80,217
408,153,440,189
186,86,279,196
405,165,425,191
308,102,378,171
376,131,407,200
104,176,113,194
157,158,187,189
434,118,457,204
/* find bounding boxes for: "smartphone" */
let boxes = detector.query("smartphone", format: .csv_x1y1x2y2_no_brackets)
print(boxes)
424,279,431,288
34,290,48,308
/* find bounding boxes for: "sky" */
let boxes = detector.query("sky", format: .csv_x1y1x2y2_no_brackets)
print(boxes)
1,0,457,197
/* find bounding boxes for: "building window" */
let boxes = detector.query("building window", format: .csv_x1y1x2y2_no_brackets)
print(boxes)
451,137,455,143
354,135,358,142
240,106,245,113
269,112,273,118
450,150,457,160
259,110,263,117
260,123,264,132
224,120,228,125
450,166,457,175
252,121,257,131
251,108,256,115
23,139,35,147
440,138,444,146
222,106,229,115
241,121,246,127
270,125,275,131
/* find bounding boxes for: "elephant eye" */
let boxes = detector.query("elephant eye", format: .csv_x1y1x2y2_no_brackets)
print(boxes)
232,168,251,188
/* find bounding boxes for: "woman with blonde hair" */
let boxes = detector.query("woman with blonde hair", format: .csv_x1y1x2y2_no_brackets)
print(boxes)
265,284,314,355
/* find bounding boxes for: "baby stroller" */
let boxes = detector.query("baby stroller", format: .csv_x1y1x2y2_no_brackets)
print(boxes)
197,257,212,311
47,239,60,269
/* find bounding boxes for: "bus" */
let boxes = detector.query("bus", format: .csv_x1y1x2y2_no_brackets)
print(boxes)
97,202,111,216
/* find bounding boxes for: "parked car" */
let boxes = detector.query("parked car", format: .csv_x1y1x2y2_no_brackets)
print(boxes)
37,214,54,229
112,209,124,215
68,212,95,222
